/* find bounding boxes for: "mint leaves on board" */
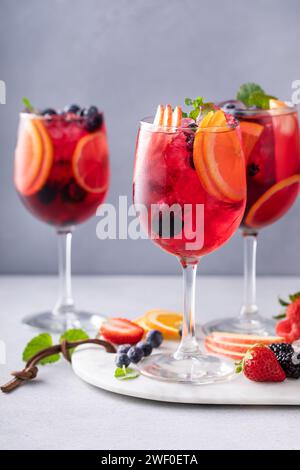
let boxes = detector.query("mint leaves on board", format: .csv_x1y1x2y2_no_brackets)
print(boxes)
236,82,277,109
22,329,90,365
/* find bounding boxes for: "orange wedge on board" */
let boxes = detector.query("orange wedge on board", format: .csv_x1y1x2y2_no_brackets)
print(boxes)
135,309,182,340
14,119,53,196
72,131,109,193
193,111,246,202
239,121,264,160
245,175,300,228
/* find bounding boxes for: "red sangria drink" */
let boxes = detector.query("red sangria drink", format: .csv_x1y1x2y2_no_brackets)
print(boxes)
14,101,109,332
204,83,300,336
133,101,246,383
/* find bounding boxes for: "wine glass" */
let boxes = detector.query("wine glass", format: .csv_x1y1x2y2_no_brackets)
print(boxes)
133,107,246,383
14,106,109,332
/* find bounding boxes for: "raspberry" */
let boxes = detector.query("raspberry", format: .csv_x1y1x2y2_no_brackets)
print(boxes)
276,318,300,343
286,298,300,323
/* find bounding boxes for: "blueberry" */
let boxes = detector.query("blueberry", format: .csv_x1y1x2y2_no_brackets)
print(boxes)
64,104,81,114
127,346,144,364
115,353,131,368
41,108,57,116
136,341,152,357
146,330,163,348
152,211,184,238
87,106,99,116
61,179,86,203
218,100,246,115
37,184,57,204
117,344,131,354
85,113,103,132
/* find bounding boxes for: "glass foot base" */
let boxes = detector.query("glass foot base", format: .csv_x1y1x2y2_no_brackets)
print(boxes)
138,351,235,384
203,314,276,336
22,310,106,334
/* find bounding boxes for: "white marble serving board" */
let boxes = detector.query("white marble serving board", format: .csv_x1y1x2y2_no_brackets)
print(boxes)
72,343,300,405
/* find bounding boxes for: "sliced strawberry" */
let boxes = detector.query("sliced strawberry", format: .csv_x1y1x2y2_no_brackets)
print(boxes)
100,318,144,345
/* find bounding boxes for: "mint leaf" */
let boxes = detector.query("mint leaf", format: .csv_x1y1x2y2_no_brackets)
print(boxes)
247,92,277,110
60,328,89,356
182,111,188,118
22,97,35,113
22,333,60,365
273,312,286,320
114,367,140,380
236,83,265,105
189,108,200,121
184,98,193,106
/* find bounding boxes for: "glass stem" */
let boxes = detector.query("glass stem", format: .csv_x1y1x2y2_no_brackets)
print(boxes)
174,261,200,360
53,229,75,316
240,233,258,318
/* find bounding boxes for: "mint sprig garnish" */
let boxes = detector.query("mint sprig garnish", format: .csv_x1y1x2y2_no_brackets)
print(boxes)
114,367,140,380
182,96,215,121
22,97,35,113
236,82,277,109
22,333,60,365
22,329,90,365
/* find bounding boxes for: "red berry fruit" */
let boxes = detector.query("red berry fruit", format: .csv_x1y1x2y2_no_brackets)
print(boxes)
236,345,286,382
100,318,144,345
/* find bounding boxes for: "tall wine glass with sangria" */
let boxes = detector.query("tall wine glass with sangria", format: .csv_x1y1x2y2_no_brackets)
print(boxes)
133,100,246,383
204,83,300,337
14,101,109,332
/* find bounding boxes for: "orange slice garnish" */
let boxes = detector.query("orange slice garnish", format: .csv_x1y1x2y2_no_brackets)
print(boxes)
143,309,182,340
198,111,214,128
72,131,109,193
194,110,246,202
14,119,43,196
245,175,300,228
269,99,286,109
239,121,264,160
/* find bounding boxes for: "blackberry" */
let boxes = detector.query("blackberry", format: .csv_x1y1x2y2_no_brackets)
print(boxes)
41,108,57,116
269,343,300,379
61,179,86,203
64,104,81,114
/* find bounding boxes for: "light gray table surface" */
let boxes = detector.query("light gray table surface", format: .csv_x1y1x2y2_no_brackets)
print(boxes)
1,275,300,450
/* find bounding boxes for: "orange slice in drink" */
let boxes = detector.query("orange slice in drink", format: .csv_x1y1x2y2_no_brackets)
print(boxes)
72,131,109,193
269,99,286,109
144,309,182,340
14,119,43,196
245,175,300,228
239,121,264,160
26,120,54,195
194,111,246,202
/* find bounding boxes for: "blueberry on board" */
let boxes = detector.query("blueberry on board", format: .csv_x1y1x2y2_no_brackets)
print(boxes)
136,341,153,357
37,184,57,204
61,179,86,203
41,108,57,116
127,346,144,364
117,344,131,354
146,330,163,348
115,353,131,368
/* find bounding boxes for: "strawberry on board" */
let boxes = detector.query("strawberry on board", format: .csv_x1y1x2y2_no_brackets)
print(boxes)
100,318,144,345
236,345,286,383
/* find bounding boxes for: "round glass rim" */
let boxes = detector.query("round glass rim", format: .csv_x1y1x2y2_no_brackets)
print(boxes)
233,103,298,117
19,111,104,121
140,115,239,132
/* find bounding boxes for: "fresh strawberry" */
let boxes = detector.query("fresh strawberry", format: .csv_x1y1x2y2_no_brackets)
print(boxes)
236,345,286,382
100,318,144,345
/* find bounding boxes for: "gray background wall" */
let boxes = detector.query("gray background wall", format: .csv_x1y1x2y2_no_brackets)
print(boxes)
0,0,300,275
